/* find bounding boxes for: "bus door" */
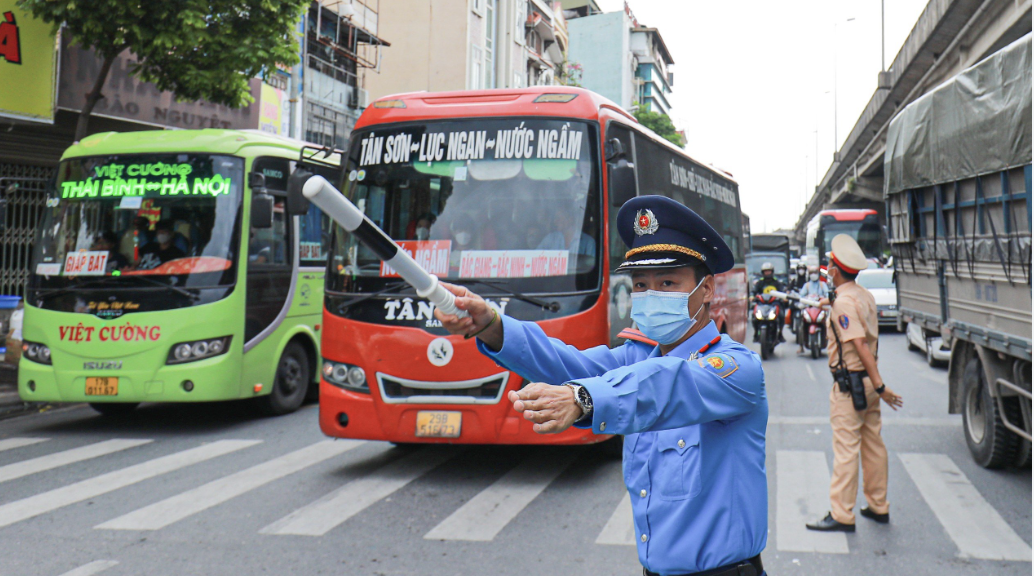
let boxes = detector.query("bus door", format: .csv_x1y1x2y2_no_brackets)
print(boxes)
245,158,294,347
604,121,637,345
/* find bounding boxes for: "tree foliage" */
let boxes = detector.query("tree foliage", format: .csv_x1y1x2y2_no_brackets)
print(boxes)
18,0,308,139
634,109,684,147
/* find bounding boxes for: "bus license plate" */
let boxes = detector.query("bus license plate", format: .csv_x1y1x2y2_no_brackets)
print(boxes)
415,411,461,438
85,377,119,396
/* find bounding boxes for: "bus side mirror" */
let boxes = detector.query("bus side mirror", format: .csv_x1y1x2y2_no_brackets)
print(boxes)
286,168,313,216
609,158,636,207
605,138,625,161
249,172,274,229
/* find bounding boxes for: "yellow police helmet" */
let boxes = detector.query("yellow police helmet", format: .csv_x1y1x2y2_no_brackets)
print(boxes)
827,234,868,274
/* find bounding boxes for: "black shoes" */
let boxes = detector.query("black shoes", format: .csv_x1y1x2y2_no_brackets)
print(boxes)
805,513,856,532
860,507,890,523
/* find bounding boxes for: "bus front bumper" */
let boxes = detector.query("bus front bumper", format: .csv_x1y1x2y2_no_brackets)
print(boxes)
318,379,605,446
18,352,244,403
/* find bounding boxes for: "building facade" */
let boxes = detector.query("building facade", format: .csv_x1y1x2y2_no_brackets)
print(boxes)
366,0,569,101
631,27,674,114
565,2,675,115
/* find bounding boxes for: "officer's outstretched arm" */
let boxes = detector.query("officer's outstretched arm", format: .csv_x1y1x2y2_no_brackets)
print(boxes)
571,350,765,435
476,315,632,385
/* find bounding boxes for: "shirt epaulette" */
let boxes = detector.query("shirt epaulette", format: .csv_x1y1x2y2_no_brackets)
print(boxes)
697,335,722,355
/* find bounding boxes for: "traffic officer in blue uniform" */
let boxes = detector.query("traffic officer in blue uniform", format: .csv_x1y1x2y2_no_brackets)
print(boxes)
435,195,768,576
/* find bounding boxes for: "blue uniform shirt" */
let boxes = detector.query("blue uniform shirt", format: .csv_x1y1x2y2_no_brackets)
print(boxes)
478,316,768,575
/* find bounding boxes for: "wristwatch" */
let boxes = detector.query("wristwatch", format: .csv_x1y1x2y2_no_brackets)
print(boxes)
875,383,886,394
565,383,593,419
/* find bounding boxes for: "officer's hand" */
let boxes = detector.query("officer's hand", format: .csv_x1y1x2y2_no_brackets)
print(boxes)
879,386,903,410
507,384,582,434
434,282,503,349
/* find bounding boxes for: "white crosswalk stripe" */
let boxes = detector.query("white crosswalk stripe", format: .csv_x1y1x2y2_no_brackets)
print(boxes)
56,560,119,576
595,494,636,546
0,439,152,483
775,450,849,554
0,437,48,453
260,446,454,536
899,452,1032,561
96,440,360,531
0,439,259,529
424,454,572,541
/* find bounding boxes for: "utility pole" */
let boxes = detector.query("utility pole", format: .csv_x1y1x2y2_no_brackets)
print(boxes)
881,0,886,72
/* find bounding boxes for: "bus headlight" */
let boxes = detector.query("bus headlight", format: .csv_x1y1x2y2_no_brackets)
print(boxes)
322,359,369,393
22,341,52,365
166,336,231,364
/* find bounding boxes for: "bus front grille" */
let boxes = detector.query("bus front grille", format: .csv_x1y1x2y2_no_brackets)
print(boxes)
375,371,510,404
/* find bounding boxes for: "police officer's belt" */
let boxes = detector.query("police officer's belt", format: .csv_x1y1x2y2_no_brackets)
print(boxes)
643,554,763,576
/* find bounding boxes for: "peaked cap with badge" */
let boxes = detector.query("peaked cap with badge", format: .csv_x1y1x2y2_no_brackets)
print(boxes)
615,195,735,275
826,233,869,274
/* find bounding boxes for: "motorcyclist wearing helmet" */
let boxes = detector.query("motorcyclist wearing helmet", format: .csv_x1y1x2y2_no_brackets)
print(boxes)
752,262,786,342
797,266,830,354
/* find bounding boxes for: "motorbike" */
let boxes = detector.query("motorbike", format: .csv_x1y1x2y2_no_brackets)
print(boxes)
752,293,783,360
798,304,827,359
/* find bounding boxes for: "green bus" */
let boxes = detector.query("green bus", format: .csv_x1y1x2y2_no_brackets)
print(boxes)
18,129,340,416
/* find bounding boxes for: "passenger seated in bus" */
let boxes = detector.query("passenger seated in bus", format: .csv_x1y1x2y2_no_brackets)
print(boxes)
137,221,187,270
407,213,436,241
448,218,478,275
119,216,153,262
536,205,596,260
91,231,129,274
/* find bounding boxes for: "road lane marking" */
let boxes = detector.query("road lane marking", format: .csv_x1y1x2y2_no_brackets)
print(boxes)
595,494,636,546
261,446,453,536
57,560,119,576
899,453,1032,561
0,439,153,483
97,440,361,531
804,363,816,383
424,454,572,541
768,416,960,427
0,437,48,453
0,440,259,529
775,450,849,554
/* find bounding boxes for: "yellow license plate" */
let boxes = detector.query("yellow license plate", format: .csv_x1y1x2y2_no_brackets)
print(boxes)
415,411,462,438
85,377,119,396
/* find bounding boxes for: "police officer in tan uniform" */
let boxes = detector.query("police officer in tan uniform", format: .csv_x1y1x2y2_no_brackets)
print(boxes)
806,235,904,532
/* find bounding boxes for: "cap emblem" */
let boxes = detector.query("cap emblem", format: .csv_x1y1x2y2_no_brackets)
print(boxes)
633,209,659,236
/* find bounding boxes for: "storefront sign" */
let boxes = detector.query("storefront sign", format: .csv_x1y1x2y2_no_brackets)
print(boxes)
259,79,291,136
0,2,57,123
57,35,260,130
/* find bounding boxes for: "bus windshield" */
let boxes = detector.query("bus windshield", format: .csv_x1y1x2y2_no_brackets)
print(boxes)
29,154,243,298
329,119,601,294
822,220,882,259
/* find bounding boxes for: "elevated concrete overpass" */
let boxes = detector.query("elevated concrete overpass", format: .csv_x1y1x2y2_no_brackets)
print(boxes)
794,0,1031,243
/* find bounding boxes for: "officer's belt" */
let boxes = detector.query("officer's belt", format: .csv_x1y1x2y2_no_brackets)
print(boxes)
644,554,763,576
829,369,869,380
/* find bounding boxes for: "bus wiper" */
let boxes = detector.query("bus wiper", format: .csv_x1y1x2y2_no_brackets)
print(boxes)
336,280,411,308
117,274,200,300
462,279,560,313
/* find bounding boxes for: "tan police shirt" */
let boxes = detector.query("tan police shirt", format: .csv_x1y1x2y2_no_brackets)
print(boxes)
826,281,879,372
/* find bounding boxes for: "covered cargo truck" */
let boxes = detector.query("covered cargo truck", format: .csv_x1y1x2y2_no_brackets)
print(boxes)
884,34,1031,469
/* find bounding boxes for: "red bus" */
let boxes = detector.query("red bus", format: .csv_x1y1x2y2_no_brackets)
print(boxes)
804,209,883,268
317,87,748,445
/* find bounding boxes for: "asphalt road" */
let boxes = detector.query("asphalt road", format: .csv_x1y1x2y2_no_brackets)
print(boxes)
0,329,1029,576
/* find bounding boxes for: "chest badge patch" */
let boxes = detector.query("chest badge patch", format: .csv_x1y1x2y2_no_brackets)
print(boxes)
838,315,850,330
697,353,738,378
633,209,659,236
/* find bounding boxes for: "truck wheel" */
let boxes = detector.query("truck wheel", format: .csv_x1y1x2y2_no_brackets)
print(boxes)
962,357,1020,469
90,403,139,417
257,342,310,416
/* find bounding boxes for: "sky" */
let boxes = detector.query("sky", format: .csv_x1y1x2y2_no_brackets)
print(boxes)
592,0,930,232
